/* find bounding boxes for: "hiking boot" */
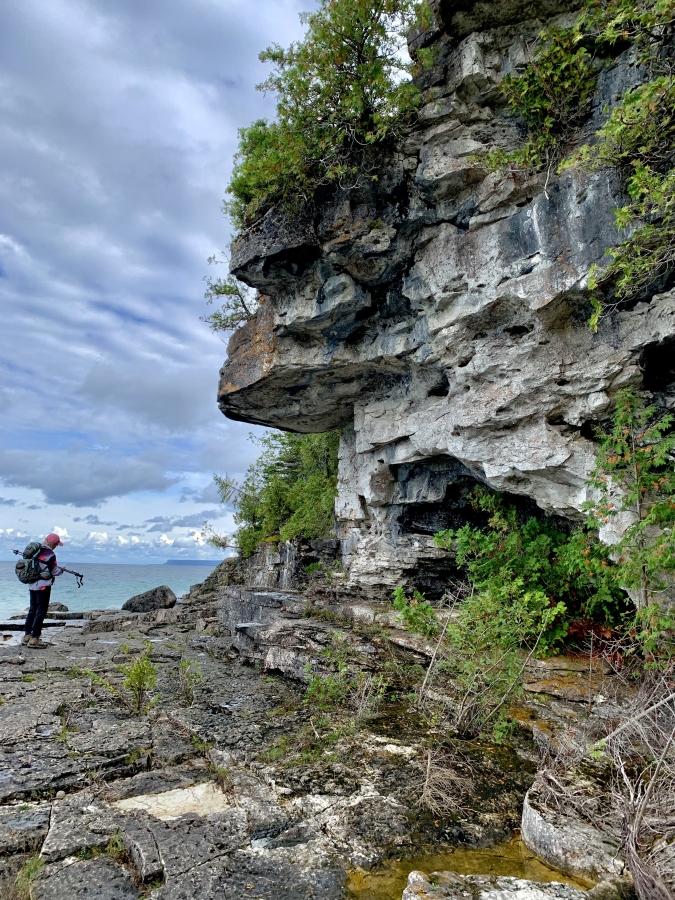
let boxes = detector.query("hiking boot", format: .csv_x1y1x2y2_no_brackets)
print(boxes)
27,638,49,649
21,635,30,646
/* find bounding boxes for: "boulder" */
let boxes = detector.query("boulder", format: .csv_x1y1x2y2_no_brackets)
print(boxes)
521,788,625,883
122,585,177,613
47,602,68,614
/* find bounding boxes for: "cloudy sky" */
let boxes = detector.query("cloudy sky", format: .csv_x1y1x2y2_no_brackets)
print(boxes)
0,0,311,562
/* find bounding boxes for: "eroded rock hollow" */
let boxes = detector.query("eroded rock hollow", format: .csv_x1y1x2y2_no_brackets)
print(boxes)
218,0,675,598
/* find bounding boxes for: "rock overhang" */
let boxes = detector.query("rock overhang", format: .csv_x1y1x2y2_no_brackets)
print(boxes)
217,2,675,594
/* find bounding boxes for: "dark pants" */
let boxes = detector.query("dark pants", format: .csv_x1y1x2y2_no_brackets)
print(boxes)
25,587,51,639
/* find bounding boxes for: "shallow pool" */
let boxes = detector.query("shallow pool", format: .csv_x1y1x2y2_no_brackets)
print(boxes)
346,838,592,898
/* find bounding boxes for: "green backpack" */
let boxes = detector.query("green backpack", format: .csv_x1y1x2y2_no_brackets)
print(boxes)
15,542,44,585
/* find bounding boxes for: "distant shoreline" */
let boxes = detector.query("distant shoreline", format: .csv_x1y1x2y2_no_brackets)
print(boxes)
164,560,224,566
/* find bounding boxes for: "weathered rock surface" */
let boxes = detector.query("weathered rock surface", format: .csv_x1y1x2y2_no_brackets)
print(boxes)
402,870,599,899
123,585,177,613
521,787,625,883
0,586,551,900
218,0,675,597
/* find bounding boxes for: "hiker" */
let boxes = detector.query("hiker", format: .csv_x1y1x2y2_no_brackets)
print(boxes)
22,533,64,649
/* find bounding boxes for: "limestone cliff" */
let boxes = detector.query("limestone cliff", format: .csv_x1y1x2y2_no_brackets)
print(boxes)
218,0,675,598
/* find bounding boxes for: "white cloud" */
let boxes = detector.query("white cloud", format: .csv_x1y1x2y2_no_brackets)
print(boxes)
0,0,312,560
52,526,69,537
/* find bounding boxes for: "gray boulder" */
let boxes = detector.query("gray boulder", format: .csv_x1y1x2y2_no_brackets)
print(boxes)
122,585,177,613
47,602,68,614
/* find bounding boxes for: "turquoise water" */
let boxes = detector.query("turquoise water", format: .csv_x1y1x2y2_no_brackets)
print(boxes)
0,561,219,620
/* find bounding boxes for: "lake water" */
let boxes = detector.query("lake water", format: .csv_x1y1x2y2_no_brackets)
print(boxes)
0,561,219,620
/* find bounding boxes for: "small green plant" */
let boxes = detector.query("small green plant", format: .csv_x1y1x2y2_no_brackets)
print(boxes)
124,747,150,767
210,765,232,792
201,264,259,333
485,25,598,174
304,665,353,709
107,830,127,861
14,854,44,900
56,710,76,747
305,562,324,574
119,653,158,715
178,658,203,706
79,647,158,716
392,587,439,637
21,674,35,683
260,734,294,763
191,733,213,755
119,643,132,655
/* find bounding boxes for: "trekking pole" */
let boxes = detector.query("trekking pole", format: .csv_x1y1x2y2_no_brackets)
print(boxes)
61,568,85,588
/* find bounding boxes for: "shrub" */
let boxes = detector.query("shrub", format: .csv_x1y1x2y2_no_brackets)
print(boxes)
201,263,259,332
578,77,675,326
434,488,626,654
119,653,158,715
586,388,675,612
207,430,340,558
392,586,439,637
178,658,203,706
225,0,429,228
491,25,598,173
14,854,44,900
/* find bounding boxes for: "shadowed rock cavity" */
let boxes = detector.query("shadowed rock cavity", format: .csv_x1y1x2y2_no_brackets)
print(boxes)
218,0,675,599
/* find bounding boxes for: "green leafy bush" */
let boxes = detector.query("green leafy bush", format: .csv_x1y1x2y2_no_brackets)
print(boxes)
489,26,598,173
577,76,675,326
225,0,429,228
210,430,340,558
392,586,439,637
434,488,626,655
562,0,675,326
586,388,675,611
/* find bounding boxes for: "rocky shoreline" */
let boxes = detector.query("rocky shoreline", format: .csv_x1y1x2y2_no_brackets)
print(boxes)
0,566,636,899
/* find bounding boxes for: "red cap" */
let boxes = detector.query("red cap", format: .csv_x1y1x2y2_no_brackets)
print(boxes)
45,533,64,546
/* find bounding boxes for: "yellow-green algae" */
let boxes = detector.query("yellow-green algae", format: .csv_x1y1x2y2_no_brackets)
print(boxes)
347,838,593,899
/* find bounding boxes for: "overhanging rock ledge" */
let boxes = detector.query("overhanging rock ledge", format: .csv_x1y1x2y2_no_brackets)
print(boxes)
217,0,675,599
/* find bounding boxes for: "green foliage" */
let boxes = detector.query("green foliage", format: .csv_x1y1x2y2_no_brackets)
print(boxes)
209,430,340,558
576,0,675,56
550,0,675,326
14,854,44,900
107,830,127,862
78,647,158,716
201,257,259,332
632,603,675,660
434,488,626,655
439,607,525,738
305,666,352,709
178,658,203,706
119,652,158,715
586,388,675,611
579,76,675,325
225,0,428,228
392,586,439,637
492,25,598,172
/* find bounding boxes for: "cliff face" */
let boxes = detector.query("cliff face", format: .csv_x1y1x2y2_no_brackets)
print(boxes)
218,0,675,598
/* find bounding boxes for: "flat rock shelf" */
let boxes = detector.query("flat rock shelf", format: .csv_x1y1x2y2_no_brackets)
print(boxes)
0,583,631,899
